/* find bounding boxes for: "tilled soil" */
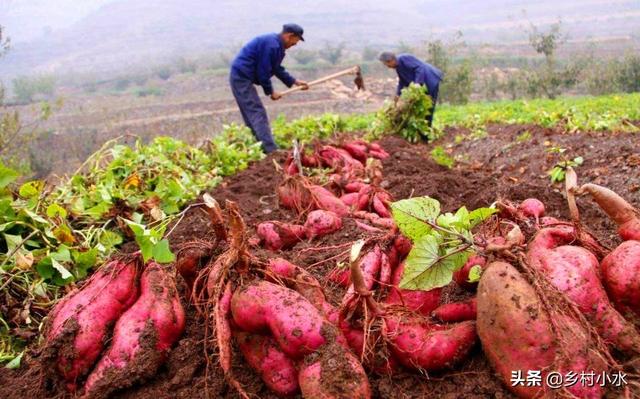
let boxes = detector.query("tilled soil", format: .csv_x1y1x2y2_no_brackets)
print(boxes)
1,125,638,399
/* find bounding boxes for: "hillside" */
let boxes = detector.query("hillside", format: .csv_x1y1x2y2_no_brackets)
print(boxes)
1,0,639,77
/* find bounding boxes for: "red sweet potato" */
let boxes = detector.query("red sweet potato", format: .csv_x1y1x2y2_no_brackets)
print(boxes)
518,198,545,219
44,260,140,389
235,332,299,396
341,142,368,163
266,258,364,357
432,298,477,322
372,193,391,218
385,314,477,371
298,341,371,399
384,262,441,316
344,181,368,194
527,227,640,354
309,185,350,217
601,240,640,327
574,182,640,241
231,280,331,359
340,192,359,207
83,263,185,398
304,210,342,239
379,252,392,287
328,266,351,288
452,254,486,290
477,261,606,399
257,221,306,251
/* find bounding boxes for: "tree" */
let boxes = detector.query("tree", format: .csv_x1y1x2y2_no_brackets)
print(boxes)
292,49,317,65
526,21,581,99
319,42,345,65
425,34,474,104
0,25,9,57
361,46,378,62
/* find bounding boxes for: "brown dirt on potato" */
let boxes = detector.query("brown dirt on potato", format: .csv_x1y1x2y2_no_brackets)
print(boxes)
1,124,638,398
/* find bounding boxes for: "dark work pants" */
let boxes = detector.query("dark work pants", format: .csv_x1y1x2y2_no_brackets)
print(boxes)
426,85,439,128
229,73,278,153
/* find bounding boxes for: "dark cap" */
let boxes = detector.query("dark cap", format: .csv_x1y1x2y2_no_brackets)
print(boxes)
282,23,304,41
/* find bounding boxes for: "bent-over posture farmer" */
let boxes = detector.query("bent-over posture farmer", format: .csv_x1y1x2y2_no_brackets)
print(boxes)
379,52,443,130
230,24,309,153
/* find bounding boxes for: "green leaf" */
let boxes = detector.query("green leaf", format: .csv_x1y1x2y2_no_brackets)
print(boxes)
0,163,19,189
400,234,472,291
467,265,483,283
73,249,98,278
152,239,175,264
469,207,498,228
3,233,23,253
46,203,68,218
391,197,441,241
18,181,44,198
99,230,123,249
5,352,24,369
573,156,584,166
51,258,73,281
138,235,155,262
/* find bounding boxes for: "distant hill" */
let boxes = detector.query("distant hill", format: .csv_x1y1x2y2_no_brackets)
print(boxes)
1,0,639,78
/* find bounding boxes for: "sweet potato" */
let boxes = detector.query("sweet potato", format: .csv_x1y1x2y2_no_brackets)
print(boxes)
452,254,486,290
298,341,371,399
340,192,359,207
385,315,477,371
477,261,605,399
574,182,640,241
601,240,640,327
432,298,477,322
344,181,368,194
44,260,140,389
235,332,299,396
372,193,391,218
341,142,368,164
257,221,306,251
278,176,313,213
266,258,364,356
384,262,441,316
328,266,351,288
83,263,185,398
304,210,342,239
309,185,350,217
517,198,545,219
231,280,331,359
527,227,640,354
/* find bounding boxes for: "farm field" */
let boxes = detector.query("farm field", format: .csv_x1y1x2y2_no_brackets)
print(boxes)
1,88,639,397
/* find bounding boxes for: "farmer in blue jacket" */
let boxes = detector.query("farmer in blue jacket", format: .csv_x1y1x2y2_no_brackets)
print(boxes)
230,24,309,153
379,52,443,130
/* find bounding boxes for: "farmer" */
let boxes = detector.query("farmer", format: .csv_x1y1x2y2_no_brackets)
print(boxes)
230,23,309,153
379,52,443,130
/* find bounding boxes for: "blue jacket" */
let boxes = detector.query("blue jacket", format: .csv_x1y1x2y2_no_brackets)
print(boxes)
395,54,444,98
231,33,296,96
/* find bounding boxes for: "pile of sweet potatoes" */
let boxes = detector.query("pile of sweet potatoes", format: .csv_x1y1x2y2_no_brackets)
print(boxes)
42,258,185,398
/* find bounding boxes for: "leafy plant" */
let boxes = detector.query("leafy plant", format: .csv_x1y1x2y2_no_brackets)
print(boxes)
373,83,437,143
430,146,455,169
546,147,584,183
390,196,496,291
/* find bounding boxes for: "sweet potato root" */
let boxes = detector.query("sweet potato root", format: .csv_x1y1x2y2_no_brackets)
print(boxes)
83,263,185,398
257,221,306,251
298,341,371,399
601,240,640,327
432,298,477,322
527,227,640,354
235,332,299,396
477,261,605,399
452,255,486,290
231,280,332,359
44,260,140,389
385,315,477,372
384,262,441,316
304,210,342,239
